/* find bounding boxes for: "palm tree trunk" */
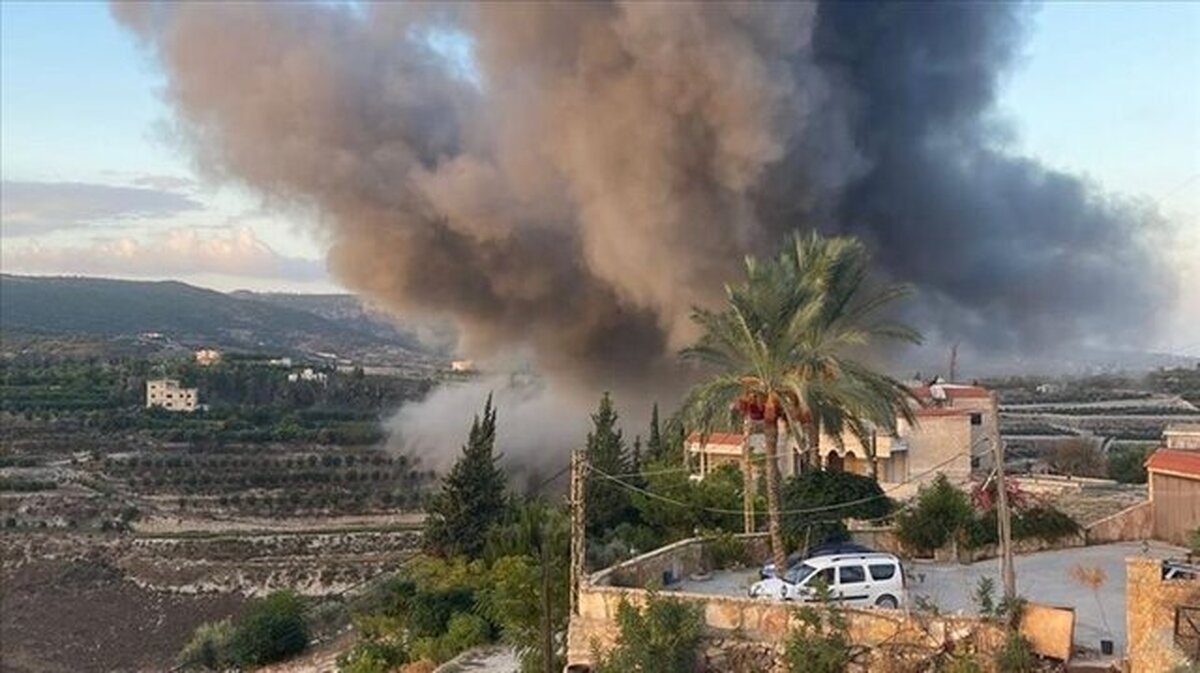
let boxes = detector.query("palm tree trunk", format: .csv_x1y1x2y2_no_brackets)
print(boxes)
763,419,787,575
742,417,755,534
867,432,879,481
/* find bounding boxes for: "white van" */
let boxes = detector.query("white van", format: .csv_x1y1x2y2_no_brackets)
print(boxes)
748,552,906,609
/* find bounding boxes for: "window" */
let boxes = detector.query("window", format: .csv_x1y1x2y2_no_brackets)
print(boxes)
838,565,866,585
869,563,896,581
970,413,982,426
804,567,835,588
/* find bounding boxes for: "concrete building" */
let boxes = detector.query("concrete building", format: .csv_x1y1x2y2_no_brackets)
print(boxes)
450,359,476,373
686,383,998,489
145,379,199,412
194,348,222,366
1164,423,1200,450
1145,447,1200,547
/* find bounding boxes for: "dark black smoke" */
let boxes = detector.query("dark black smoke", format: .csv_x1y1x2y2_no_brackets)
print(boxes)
113,1,1175,395
806,3,1173,352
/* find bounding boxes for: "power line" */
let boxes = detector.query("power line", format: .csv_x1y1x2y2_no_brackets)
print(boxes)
589,451,968,517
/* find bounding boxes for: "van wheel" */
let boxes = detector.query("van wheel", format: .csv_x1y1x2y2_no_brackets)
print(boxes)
875,595,898,609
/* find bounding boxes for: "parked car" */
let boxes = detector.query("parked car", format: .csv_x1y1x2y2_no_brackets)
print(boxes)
749,552,907,609
759,542,875,579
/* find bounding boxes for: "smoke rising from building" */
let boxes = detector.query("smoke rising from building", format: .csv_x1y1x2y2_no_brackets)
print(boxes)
114,2,1175,401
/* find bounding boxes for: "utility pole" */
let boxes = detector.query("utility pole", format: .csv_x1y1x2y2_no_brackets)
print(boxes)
991,436,1016,600
948,341,959,383
569,449,586,616
539,524,554,673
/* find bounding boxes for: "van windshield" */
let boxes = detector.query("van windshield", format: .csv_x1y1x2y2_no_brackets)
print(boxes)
784,563,818,585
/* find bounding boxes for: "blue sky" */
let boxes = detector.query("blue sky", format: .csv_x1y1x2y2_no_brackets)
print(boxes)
1,1,1197,349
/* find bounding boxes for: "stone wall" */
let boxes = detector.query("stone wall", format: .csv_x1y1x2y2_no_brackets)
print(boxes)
567,583,1004,672
1085,501,1154,545
591,534,771,589
1126,557,1200,673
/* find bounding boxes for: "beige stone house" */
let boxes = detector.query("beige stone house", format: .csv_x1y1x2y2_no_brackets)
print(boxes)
686,383,999,489
145,379,199,412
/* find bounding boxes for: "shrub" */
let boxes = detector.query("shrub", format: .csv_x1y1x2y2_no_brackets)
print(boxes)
701,528,747,570
1107,444,1151,484
410,612,491,663
178,619,234,671
994,630,1037,673
894,475,972,554
782,583,853,673
228,590,309,666
1012,506,1080,542
1048,437,1106,478
594,593,703,673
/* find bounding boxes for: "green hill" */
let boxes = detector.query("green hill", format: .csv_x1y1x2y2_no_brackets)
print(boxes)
0,275,436,364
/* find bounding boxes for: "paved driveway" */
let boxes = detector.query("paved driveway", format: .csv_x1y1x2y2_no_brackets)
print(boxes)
909,540,1185,653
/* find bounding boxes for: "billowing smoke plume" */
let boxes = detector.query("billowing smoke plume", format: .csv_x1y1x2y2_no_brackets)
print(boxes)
114,2,1175,398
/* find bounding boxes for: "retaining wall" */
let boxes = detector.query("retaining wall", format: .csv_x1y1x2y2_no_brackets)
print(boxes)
1084,501,1154,545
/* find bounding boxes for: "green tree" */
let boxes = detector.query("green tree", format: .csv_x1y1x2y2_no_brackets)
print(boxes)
482,500,570,673
424,394,508,558
780,470,891,549
584,392,632,535
681,231,920,573
894,475,974,554
645,403,667,463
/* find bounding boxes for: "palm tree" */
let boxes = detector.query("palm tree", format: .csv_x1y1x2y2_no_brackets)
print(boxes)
681,231,920,572
777,232,921,476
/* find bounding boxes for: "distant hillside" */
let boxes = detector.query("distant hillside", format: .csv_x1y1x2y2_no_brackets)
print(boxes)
231,291,455,356
0,275,439,365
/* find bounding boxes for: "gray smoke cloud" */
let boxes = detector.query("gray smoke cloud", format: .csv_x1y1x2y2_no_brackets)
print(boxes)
113,1,1176,400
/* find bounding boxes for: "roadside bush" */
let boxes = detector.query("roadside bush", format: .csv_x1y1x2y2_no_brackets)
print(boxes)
894,475,972,555
593,592,703,673
228,590,309,666
1012,506,1080,542
782,583,853,673
961,505,1079,550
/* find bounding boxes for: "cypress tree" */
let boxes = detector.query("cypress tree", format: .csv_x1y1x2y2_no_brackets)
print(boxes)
645,403,665,463
423,394,507,558
585,392,631,535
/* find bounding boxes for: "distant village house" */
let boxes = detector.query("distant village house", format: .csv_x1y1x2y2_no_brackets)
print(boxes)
687,382,1000,491
145,379,199,412
450,359,476,373
193,348,222,366
287,368,328,384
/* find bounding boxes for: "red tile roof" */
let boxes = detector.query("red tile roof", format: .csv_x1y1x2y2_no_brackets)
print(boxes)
913,407,972,418
686,431,744,446
1146,448,1200,479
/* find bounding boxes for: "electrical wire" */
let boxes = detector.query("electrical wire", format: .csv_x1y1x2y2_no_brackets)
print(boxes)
588,450,970,517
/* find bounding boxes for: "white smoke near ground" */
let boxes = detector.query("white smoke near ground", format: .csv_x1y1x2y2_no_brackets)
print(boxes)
387,371,649,477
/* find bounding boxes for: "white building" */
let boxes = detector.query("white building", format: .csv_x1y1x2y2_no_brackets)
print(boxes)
146,379,199,412
194,348,222,366
268,357,293,367
450,359,476,373
287,368,328,384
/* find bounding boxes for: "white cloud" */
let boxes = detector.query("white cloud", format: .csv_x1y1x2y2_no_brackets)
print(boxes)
0,180,202,236
1,226,325,282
